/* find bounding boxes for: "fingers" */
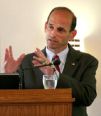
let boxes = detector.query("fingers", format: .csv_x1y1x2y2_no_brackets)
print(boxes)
34,48,48,61
35,48,46,58
17,53,25,65
4,48,9,61
9,46,13,58
32,48,50,68
4,46,13,62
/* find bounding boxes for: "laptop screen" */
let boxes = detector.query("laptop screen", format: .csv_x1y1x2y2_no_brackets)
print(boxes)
0,73,20,89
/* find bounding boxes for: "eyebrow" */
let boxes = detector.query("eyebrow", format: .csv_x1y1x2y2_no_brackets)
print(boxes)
48,23,67,30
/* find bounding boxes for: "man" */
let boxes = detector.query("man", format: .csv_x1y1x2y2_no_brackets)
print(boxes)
4,7,98,116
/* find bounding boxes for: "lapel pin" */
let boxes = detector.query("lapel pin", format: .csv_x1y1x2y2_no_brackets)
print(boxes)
72,62,75,66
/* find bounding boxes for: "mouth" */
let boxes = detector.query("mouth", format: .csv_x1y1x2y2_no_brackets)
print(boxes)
48,38,57,43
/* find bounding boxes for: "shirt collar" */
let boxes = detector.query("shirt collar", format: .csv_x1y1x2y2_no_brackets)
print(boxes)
46,46,69,64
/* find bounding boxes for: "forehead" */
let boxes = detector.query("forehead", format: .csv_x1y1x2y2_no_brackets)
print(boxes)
48,10,73,27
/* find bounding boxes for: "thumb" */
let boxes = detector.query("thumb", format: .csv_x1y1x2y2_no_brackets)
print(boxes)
17,53,25,65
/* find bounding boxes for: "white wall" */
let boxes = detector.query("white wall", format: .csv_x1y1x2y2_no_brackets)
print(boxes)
0,0,101,115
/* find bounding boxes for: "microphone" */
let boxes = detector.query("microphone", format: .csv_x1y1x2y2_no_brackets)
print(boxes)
34,58,61,68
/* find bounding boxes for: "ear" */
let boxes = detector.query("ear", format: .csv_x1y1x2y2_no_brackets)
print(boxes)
69,30,77,41
44,22,48,32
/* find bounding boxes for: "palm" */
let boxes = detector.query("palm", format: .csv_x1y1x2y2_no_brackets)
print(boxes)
4,46,25,73
4,58,19,73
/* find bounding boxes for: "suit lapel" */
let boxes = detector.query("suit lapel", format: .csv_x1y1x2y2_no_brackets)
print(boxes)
62,44,80,77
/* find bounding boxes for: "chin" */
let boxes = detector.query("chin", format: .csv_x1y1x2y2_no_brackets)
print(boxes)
48,45,56,49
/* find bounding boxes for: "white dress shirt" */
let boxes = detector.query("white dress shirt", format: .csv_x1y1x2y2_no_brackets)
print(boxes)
46,46,69,75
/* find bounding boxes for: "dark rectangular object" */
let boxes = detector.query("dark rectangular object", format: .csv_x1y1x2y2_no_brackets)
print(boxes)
0,73,20,89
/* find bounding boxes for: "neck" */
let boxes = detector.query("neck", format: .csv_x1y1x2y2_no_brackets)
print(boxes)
48,45,68,54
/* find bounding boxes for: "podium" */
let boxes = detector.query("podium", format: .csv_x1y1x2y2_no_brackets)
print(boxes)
0,89,74,116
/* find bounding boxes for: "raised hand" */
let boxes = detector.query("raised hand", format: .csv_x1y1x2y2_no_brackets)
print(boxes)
4,46,25,73
32,48,54,75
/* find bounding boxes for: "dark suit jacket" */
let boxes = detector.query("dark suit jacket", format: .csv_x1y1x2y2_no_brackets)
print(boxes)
19,44,98,116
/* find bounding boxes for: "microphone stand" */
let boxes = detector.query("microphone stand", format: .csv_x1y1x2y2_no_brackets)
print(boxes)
18,68,24,89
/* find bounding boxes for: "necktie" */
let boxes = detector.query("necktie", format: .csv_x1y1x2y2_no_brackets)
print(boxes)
52,55,61,73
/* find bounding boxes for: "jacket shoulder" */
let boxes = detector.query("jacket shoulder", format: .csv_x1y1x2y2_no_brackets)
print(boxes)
74,50,98,67
68,44,98,65
21,53,34,68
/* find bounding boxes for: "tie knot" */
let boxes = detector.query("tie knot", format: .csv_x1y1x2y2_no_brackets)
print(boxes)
52,55,61,73
52,55,59,61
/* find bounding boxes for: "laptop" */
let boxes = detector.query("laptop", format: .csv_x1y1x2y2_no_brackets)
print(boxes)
0,73,20,89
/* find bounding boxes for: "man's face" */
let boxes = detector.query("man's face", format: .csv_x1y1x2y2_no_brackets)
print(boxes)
45,10,76,52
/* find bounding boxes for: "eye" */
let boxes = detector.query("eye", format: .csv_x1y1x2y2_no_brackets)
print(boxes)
57,27,66,32
48,24,54,30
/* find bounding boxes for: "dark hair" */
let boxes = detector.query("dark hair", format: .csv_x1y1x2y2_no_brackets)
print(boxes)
47,7,77,31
